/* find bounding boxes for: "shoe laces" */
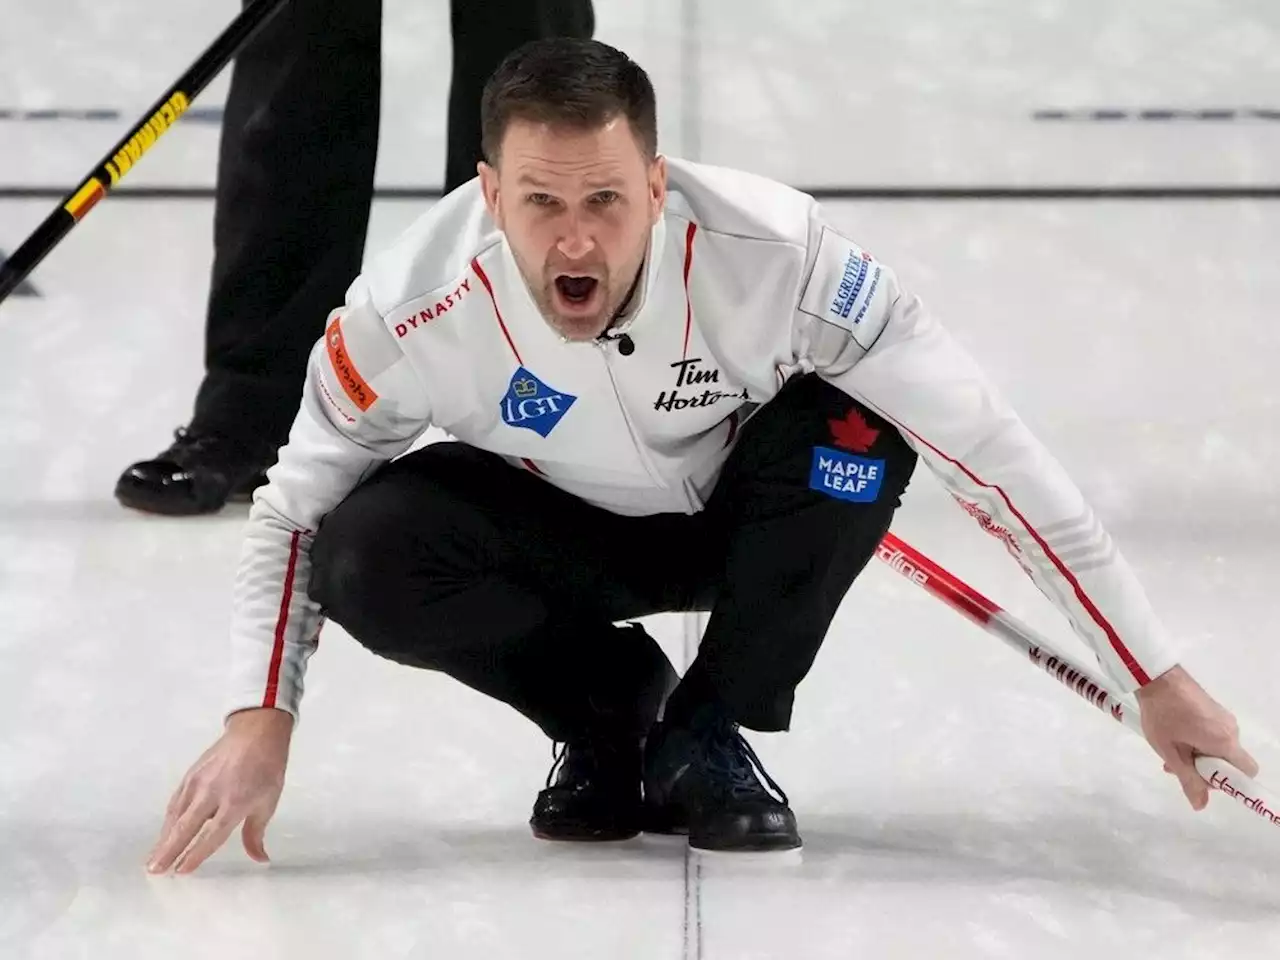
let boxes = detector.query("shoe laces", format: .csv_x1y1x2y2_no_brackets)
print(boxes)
161,427,271,471
544,738,612,789
545,741,570,788
702,718,789,804
162,426,229,461
545,732,634,783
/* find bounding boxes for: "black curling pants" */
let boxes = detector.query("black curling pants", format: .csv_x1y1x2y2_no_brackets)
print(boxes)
309,375,918,740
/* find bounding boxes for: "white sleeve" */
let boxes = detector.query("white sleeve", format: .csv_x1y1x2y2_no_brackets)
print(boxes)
224,277,433,723
796,214,1177,693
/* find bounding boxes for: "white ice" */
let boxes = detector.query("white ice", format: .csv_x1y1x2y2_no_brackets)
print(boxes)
2,2,1279,958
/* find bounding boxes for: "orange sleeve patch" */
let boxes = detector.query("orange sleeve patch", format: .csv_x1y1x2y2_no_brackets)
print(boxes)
325,316,379,412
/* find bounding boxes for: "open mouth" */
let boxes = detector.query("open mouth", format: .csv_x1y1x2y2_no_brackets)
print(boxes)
554,275,599,307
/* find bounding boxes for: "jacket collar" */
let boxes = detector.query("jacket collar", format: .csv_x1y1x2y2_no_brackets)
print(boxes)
606,213,668,337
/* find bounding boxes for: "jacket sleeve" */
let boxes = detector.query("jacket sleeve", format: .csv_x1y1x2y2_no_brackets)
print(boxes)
795,211,1177,693
224,277,433,722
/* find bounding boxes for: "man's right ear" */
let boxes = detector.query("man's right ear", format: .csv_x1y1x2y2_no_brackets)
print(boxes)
478,162,502,227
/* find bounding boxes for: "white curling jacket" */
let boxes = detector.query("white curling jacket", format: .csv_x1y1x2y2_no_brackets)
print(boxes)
226,158,1176,722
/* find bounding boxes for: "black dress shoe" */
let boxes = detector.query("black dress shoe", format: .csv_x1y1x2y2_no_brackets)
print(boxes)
643,706,800,853
115,427,275,516
531,736,643,841
530,622,677,842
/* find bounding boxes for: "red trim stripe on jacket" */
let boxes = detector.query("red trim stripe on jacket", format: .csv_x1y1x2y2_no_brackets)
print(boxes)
681,222,698,359
472,257,524,365
887,416,1150,685
262,530,303,708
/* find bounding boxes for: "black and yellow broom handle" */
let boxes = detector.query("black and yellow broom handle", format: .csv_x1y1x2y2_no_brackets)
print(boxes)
0,0,291,306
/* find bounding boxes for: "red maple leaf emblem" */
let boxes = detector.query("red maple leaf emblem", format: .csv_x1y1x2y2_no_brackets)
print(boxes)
829,409,879,452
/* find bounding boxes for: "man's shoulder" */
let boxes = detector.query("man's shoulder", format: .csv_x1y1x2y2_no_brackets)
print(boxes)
663,157,815,249
359,180,502,318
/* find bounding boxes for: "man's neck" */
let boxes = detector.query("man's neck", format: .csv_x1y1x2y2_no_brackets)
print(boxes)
606,251,648,332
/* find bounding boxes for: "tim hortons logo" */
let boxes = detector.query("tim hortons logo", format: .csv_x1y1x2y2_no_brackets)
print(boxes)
653,357,748,412
876,542,928,587
1210,773,1280,825
1028,646,1124,722
393,278,472,338
955,497,1023,557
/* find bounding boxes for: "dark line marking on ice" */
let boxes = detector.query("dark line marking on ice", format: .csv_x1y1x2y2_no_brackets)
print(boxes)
682,846,703,960
1034,107,1280,122
681,611,705,960
695,857,703,960
0,107,224,123
6,184,1280,202
9,105,1280,126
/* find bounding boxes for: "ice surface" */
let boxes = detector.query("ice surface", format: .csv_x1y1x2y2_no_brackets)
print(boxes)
2,1,1279,956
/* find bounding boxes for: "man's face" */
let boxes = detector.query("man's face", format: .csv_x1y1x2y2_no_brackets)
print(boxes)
479,116,666,341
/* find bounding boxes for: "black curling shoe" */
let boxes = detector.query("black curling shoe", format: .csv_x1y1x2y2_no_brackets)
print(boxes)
115,426,274,516
643,706,800,853
531,736,644,841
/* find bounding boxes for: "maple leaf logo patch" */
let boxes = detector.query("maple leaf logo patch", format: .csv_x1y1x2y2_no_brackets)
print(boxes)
829,409,879,453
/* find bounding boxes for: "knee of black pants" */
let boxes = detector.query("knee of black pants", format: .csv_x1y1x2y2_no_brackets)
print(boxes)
308,514,383,635
307,463,490,664
309,506,408,663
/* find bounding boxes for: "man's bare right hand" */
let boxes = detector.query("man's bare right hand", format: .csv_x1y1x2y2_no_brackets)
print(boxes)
147,707,294,876
1135,665,1259,811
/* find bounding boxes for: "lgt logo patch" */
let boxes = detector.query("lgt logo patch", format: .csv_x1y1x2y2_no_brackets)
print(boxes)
500,367,576,438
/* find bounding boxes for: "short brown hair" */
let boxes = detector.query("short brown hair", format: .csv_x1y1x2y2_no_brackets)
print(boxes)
480,38,658,164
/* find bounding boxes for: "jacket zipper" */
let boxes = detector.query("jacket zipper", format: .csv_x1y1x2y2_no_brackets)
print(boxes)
595,340,668,488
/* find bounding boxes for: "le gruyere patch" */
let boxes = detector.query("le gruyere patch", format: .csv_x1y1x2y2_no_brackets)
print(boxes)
799,227,891,349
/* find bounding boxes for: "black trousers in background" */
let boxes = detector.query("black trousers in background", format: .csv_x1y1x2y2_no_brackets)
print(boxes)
309,376,919,741
190,0,595,449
